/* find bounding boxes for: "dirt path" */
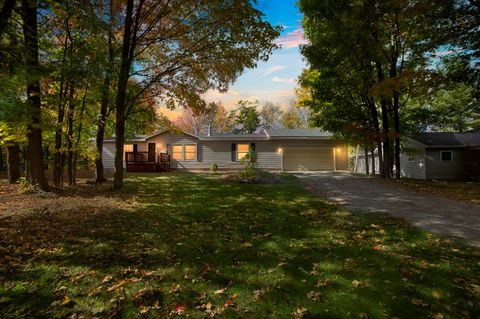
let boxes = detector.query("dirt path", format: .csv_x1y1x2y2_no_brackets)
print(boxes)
295,172,480,247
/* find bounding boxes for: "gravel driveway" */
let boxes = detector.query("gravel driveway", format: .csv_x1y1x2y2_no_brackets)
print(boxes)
295,172,480,247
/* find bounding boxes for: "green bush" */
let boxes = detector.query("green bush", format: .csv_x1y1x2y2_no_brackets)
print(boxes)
210,162,218,172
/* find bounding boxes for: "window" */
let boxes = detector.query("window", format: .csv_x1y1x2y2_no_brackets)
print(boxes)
237,144,249,160
123,144,133,160
171,144,197,161
441,151,452,162
408,153,415,162
184,144,197,161
172,145,183,160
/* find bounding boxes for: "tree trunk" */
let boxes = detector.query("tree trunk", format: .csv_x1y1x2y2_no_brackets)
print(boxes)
367,98,381,176
21,0,48,191
95,9,114,183
7,144,20,183
71,88,87,186
377,140,383,176
393,93,401,179
364,146,370,176
376,61,391,178
0,0,16,38
354,144,359,173
113,0,134,189
371,147,375,175
23,146,30,180
66,84,75,186
53,82,67,186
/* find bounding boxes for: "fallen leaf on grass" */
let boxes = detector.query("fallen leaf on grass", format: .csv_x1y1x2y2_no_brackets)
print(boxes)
140,301,161,314
351,280,363,288
214,288,226,295
292,307,308,319
241,242,253,248
207,302,214,311
306,291,322,301
107,280,127,292
50,295,73,307
170,283,181,293
467,284,480,296
315,279,332,288
432,290,441,299
170,304,187,315
61,295,73,306
253,289,266,301
224,299,234,307
410,298,429,307
101,275,113,284
0,297,12,303
433,313,444,319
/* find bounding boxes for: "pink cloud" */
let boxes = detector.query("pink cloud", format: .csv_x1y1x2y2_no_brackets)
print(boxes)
275,28,308,49
272,77,296,83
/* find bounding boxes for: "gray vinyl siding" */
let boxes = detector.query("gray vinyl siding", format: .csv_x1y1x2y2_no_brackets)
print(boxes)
102,142,116,169
400,147,426,179
101,133,348,171
425,149,480,179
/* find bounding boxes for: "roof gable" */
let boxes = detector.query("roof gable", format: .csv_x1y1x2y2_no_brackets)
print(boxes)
144,130,200,141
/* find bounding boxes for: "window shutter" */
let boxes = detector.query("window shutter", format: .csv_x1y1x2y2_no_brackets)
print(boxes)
196,143,202,162
231,143,237,161
166,144,171,154
250,143,256,151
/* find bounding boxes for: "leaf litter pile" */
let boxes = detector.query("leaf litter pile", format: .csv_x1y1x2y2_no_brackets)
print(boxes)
0,174,479,318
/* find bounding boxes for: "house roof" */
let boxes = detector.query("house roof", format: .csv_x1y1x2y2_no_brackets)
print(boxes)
198,132,269,141
103,135,146,142
265,128,332,138
409,132,480,148
104,128,333,143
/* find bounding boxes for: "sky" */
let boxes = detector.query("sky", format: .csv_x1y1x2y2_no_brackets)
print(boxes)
160,0,307,121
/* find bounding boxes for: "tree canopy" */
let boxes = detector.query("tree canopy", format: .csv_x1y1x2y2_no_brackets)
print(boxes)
0,0,280,189
298,0,478,178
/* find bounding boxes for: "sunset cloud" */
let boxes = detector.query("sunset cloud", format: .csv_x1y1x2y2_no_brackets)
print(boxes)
275,28,308,49
272,76,296,83
260,65,285,77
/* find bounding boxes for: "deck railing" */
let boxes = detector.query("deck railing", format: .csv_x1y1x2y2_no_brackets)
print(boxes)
125,152,170,171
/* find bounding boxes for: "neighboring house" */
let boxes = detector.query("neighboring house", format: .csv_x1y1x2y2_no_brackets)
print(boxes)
401,132,480,179
102,128,348,172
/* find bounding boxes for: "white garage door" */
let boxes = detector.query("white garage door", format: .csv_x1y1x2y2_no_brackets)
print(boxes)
283,148,334,171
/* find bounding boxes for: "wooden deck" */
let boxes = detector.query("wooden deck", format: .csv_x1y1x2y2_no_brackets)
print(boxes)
125,152,170,172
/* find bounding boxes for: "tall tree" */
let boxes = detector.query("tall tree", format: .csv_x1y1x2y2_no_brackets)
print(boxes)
111,0,279,188
21,0,48,190
280,106,310,129
298,0,457,178
231,100,261,134
175,102,233,135
260,101,283,129
0,0,16,39
95,0,117,183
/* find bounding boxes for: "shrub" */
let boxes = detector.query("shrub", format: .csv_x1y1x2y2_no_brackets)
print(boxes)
210,162,218,172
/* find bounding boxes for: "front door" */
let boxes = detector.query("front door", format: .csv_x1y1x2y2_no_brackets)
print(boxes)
148,143,156,162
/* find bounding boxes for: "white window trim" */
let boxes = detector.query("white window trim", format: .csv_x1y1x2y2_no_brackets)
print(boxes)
171,143,197,162
408,153,416,162
440,150,453,162
236,143,250,161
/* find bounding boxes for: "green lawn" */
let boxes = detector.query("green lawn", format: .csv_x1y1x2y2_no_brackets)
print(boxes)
1,173,479,318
